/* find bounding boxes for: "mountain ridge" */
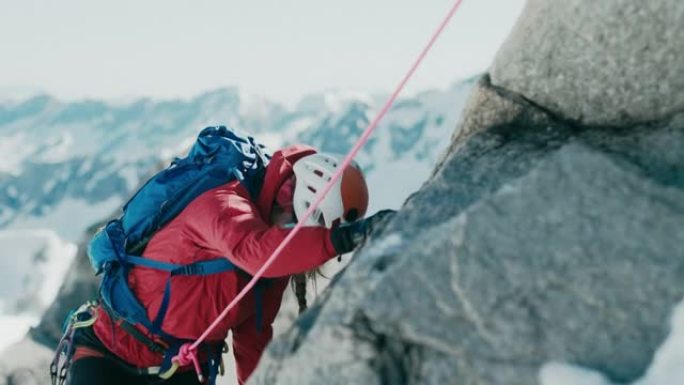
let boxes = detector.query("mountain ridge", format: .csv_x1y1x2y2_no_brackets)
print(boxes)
0,78,476,241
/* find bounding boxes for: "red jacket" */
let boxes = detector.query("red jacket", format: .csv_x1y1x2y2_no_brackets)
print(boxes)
92,145,338,384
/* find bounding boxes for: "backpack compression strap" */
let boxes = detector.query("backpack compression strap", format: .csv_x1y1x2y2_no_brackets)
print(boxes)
122,256,238,335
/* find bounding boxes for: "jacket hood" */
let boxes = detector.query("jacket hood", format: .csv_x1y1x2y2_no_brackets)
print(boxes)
255,144,317,221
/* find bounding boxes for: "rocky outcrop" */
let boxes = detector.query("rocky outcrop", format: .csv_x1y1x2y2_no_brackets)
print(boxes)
250,76,684,385
249,0,684,384
489,0,684,126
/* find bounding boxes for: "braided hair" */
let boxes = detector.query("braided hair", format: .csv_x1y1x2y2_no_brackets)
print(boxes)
293,273,308,314
291,270,321,314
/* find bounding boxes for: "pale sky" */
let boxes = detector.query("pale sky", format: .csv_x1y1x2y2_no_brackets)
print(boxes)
0,0,525,103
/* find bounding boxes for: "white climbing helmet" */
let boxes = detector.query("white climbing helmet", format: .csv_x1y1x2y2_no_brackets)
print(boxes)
292,153,369,228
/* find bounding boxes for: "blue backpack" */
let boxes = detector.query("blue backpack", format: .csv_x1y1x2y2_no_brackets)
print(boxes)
87,126,270,381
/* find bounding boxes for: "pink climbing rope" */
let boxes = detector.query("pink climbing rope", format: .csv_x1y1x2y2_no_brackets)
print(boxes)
173,0,465,376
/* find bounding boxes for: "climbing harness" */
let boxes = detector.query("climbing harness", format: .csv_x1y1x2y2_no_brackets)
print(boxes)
170,0,466,381
49,301,98,385
49,300,229,384
105,302,229,383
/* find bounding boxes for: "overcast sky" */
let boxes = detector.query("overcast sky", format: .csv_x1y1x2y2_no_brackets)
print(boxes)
0,0,525,103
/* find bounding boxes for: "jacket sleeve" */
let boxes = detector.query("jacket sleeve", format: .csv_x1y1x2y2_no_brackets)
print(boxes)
187,182,338,277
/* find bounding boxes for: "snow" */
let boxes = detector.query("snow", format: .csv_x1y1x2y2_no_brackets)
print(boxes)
118,164,141,192
158,135,196,162
296,90,373,115
540,362,612,385
43,178,57,194
539,299,684,385
0,133,37,175
0,315,40,354
36,132,74,164
0,337,54,378
366,156,432,212
0,230,77,311
6,185,18,198
9,197,121,242
237,91,279,122
77,158,93,176
0,230,76,352
281,116,318,143
636,301,684,384
256,132,286,153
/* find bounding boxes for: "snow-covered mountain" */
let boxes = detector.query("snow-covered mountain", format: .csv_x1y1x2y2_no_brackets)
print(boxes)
0,88,289,240
0,230,75,349
0,80,475,241
0,77,477,352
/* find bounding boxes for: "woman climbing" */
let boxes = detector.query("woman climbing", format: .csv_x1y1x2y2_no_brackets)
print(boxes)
53,127,395,385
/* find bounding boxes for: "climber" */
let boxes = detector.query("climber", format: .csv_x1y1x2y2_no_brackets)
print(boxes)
61,140,396,385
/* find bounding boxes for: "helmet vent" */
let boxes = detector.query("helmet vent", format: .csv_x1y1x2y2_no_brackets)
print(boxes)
292,153,367,228
317,214,327,226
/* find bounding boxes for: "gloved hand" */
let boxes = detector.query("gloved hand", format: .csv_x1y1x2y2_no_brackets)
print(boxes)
330,209,397,254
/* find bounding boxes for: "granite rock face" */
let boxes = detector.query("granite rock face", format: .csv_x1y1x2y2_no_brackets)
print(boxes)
250,76,684,384
490,0,684,126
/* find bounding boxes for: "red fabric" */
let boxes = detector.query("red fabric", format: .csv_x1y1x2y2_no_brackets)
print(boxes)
275,175,295,214
92,144,337,384
72,346,106,362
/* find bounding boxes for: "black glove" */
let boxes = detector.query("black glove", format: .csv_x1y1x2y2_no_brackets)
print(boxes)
330,209,397,254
